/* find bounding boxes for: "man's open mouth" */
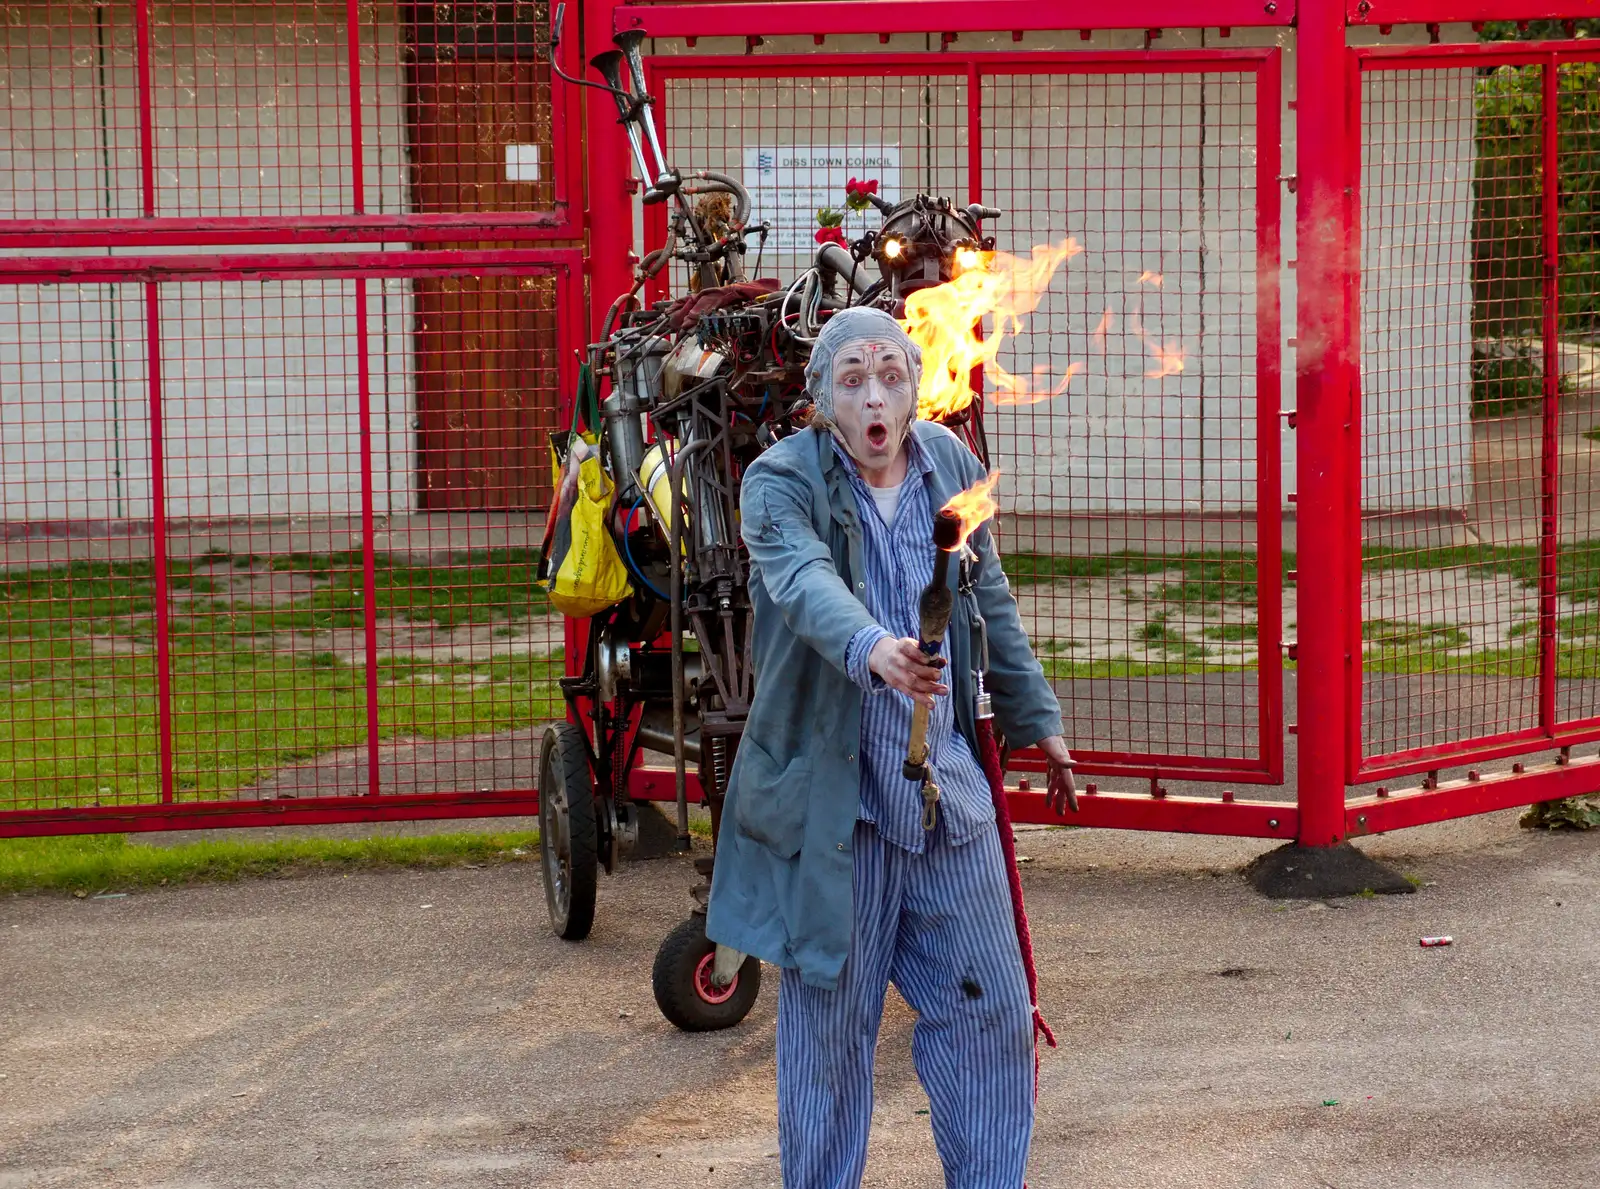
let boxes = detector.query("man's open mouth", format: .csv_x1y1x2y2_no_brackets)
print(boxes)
865,424,889,450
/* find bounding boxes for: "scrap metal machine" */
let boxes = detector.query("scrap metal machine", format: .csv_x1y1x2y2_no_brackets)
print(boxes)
538,12,1000,1030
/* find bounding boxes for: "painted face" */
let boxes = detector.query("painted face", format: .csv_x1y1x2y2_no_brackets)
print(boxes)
829,338,916,477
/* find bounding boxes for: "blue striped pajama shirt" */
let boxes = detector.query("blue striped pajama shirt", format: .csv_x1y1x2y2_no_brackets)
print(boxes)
775,437,1036,1188
836,437,997,852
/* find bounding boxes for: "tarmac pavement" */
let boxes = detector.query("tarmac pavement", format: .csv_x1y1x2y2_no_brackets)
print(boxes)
3,810,1599,1188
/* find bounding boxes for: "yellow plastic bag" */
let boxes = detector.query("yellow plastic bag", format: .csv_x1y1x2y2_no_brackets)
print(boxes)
538,433,633,618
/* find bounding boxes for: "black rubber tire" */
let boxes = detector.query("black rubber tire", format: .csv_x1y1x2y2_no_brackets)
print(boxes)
539,722,598,941
651,913,762,1032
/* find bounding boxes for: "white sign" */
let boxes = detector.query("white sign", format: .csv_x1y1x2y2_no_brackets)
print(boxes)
504,143,541,182
741,145,901,253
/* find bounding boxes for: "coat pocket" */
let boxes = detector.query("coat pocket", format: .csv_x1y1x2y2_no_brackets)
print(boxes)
730,736,812,859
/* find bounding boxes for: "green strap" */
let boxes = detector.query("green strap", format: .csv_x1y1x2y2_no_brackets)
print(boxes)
576,362,599,435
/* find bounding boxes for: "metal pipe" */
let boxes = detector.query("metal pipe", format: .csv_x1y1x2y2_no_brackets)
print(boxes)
589,50,654,186
635,721,702,765
669,438,713,849
616,32,673,187
814,242,871,295
1291,0,1353,848
1538,59,1562,738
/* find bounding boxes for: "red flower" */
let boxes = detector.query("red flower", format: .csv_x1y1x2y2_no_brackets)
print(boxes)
814,226,848,246
844,177,880,212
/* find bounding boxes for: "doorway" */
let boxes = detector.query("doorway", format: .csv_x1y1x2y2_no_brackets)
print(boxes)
407,3,560,510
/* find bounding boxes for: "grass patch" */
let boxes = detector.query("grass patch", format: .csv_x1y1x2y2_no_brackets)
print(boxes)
1042,657,1265,679
1153,557,1258,606
1362,619,1472,650
1136,614,1212,661
1562,611,1600,637
1203,622,1259,642
1364,541,1600,606
266,548,551,630
2,551,553,643
1138,614,1185,645
0,551,563,810
1038,639,1085,653
1003,549,1291,595
0,646,561,807
1585,427,1600,444
0,830,540,895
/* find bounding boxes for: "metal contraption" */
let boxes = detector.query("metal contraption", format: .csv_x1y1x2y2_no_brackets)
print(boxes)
537,10,1002,1032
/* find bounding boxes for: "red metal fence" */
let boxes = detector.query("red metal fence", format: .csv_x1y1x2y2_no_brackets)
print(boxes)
0,1,582,835
644,49,1285,796
3,0,1599,848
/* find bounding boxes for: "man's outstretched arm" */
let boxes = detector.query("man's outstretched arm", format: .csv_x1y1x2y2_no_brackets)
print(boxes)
741,466,877,674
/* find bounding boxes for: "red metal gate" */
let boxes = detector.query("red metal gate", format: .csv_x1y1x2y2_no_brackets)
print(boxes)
0,1,585,837
1339,31,1600,836
7,0,1599,850
641,48,1286,805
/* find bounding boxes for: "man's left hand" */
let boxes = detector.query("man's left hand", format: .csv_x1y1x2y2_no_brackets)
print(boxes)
1037,734,1078,815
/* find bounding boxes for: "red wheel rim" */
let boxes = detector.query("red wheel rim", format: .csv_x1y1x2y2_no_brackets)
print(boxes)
694,951,738,1005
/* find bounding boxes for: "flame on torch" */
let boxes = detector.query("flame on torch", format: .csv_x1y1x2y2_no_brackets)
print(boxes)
1138,270,1164,287
941,469,1002,548
901,238,1083,421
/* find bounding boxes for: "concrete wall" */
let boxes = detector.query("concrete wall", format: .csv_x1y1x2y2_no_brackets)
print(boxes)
651,25,1478,523
0,13,1478,524
0,2,414,522
1354,39,1477,512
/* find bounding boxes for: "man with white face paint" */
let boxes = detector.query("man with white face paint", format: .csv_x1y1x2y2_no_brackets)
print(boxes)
706,306,1076,1187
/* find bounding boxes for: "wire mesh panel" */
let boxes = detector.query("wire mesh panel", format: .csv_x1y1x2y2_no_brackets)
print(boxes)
0,281,154,812
0,2,144,223
984,64,1275,777
0,1,571,233
1554,57,1600,728
150,2,363,219
1357,51,1600,775
0,267,567,819
649,54,1281,782
1358,64,1537,766
656,65,969,291
404,2,557,217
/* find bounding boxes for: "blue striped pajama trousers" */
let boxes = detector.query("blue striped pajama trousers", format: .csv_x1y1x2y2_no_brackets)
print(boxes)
777,818,1036,1188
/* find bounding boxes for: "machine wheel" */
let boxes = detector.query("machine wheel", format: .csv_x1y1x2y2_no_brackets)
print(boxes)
539,722,598,941
651,914,762,1032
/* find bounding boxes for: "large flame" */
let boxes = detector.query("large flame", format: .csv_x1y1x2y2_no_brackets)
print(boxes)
901,239,1083,421
941,469,1002,548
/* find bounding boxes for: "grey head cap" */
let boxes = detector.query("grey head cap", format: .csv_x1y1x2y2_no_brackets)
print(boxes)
804,305,923,427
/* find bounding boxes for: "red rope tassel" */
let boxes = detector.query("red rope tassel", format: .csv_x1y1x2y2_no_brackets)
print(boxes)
974,716,1056,1094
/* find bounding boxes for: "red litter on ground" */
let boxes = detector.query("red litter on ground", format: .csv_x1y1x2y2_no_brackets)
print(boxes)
1419,936,1454,948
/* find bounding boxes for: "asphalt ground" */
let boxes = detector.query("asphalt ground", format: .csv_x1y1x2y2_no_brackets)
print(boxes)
5,809,1600,1188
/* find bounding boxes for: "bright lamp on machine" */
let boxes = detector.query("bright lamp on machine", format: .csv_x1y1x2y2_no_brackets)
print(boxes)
880,236,906,262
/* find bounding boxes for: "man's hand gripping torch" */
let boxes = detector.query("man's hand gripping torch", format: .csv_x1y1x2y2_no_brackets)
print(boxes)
903,509,964,831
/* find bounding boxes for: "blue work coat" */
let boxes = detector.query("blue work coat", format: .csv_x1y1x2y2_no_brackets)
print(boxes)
705,421,1064,990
